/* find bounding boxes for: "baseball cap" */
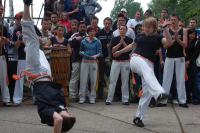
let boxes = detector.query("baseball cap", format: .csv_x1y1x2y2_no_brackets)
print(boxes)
121,8,127,13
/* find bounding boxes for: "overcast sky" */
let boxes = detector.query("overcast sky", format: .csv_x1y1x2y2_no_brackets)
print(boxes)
4,0,151,27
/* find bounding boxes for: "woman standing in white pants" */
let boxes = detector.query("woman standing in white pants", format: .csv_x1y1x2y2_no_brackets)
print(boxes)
121,17,172,127
106,25,134,105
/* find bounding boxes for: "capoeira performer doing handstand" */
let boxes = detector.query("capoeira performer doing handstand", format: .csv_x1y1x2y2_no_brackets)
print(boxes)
117,17,172,127
14,1,76,132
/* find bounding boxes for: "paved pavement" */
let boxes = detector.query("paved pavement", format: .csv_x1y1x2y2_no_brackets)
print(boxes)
0,99,200,133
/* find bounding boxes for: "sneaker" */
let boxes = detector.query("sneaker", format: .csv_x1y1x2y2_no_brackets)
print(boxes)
157,93,168,103
133,117,144,127
122,102,130,105
89,100,95,104
105,102,111,105
23,0,32,5
179,103,189,108
13,103,21,107
79,100,85,104
156,103,167,107
3,102,12,107
172,99,179,104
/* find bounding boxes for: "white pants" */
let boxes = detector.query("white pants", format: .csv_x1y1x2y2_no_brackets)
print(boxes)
162,57,186,104
0,55,10,103
13,60,26,104
79,60,98,101
106,60,130,103
69,62,80,99
22,20,51,76
130,55,165,120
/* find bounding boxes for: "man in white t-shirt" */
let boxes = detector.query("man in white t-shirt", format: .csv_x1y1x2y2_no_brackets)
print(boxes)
127,11,143,31
113,13,135,40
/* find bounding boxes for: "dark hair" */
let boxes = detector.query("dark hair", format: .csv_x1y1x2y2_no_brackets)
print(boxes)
171,13,180,20
188,28,197,35
55,25,65,30
162,8,168,13
135,24,142,35
91,16,99,21
51,12,58,16
190,18,197,23
145,9,153,16
41,18,50,24
87,26,95,33
118,25,127,30
61,117,76,132
103,17,113,23
78,21,86,27
117,13,125,19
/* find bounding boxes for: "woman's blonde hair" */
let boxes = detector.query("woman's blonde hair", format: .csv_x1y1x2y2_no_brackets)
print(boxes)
143,17,158,34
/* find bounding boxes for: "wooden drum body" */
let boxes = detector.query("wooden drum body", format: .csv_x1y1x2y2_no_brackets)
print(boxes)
50,47,70,105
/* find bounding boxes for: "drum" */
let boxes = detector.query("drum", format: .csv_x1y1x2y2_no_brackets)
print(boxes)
50,47,71,105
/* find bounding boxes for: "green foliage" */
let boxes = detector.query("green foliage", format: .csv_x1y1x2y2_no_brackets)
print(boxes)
148,0,200,26
110,0,143,20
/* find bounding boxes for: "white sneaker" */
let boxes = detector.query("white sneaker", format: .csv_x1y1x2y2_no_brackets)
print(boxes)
89,100,95,104
172,99,179,104
79,100,85,104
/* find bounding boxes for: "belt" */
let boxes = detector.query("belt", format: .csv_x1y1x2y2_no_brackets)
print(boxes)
113,59,130,62
31,75,52,85
131,53,153,64
82,59,98,63
8,57,17,61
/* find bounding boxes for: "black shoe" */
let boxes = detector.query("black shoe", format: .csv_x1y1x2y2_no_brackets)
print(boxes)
105,102,111,105
133,117,144,127
70,98,79,103
157,93,168,102
192,101,200,105
156,103,167,107
23,0,32,6
179,103,189,108
122,102,130,105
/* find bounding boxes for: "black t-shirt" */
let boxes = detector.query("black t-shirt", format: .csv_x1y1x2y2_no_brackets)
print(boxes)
12,26,25,60
111,36,133,60
134,33,163,63
65,32,74,40
96,29,113,58
186,39,200,63
70,32,86,62
68,5,86,21
50,36,68,46
0,26,10,56
166,28,184,58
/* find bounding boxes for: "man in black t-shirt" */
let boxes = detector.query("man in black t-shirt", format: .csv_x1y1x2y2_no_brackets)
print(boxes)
68,21,87,101
11,13,26,106
106,25,134,105
96,17,113,99
159,14,188,108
